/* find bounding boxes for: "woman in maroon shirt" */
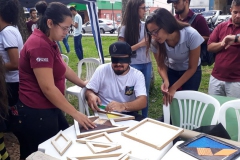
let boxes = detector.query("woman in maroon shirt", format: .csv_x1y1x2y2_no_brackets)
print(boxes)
14,1,95,158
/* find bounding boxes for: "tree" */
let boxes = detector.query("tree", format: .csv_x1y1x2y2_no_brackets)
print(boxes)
16,0,29,43
121,0,128,20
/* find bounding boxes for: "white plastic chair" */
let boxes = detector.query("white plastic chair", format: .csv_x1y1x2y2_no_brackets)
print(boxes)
218,99,240,141
65,58,101,114
163,91,220,130
80,87,90,116
61,54,69,86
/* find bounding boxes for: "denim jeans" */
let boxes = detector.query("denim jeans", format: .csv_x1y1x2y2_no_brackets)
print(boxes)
56,41,62,53
62,34,70,53
131,62,152,118
167,65,202,90
74,34,83,60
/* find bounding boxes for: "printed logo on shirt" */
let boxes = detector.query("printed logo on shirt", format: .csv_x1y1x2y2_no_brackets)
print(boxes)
36,57,49,62
125,86,134,96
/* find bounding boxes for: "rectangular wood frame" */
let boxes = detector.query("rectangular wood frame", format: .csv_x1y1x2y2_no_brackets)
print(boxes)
121,154,149,160
94,110,135,122
67,151,131,160
74,116,128,138
51,130,72,156
76,132,115,144
122,118,183,150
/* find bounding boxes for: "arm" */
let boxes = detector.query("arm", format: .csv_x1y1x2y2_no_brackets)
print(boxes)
72,22,78,28
65,66,87,87
221,35,239,49
33,68,95,129
207,42,224,53
5,48,19,71
105,96,147,112
85,89,101,111
118,37,146,51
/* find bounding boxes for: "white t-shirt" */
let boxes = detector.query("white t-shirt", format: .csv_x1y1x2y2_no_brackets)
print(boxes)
151,26,204,71
119,21,151,65
86,63,147,107
0,26,23,82
73,14,82,36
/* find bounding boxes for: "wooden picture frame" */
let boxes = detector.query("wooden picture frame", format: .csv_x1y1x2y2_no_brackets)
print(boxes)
94,110,135,122
122,118,183,150
121,154,149,160
67,151,131,160
74,116,128,138
177,133,240,160
76,132,121,154
51,130,72,156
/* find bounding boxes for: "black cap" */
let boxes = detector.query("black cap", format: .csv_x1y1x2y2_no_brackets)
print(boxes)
109,41,132,56
167,0,178,3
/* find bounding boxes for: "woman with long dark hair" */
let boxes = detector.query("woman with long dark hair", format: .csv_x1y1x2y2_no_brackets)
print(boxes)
15,1,95,158
146,8,203,105
118,0,151,118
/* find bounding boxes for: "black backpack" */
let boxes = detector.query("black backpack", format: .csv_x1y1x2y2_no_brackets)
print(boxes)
188,13,215,66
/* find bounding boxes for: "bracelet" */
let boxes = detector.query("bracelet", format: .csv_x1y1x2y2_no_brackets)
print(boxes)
122,103,128,111
234,35,239,43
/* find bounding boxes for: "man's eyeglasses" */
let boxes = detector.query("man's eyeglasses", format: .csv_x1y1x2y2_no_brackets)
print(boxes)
147,28,161,36
57,24,70,32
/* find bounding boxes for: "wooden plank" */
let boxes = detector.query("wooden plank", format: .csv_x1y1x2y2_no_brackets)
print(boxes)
86,141,121,153
94,110,135,122
67,151,131,160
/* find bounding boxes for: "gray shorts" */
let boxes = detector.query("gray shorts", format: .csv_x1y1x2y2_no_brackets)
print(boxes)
208,75,240,98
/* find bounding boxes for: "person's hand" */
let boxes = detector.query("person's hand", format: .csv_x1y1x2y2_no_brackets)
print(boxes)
139,38,147,47
163,87,176,106
221,35,235,49
105,101,125,112
72,111,96,130
161,81,169,93
86,93,101,111
82,80,89,87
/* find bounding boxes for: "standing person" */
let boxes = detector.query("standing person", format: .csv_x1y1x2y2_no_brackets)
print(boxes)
167,0,210,42
70,7,83,61
0,57,10,160
118,0,151,118
62,34,70,54
0,0,23,107
15,2,95,158
207,0,240,98
146,8,203,105
26,8,38,34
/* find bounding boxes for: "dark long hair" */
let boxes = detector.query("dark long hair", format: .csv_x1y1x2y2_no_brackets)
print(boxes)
121,0,145,46
0,57,8,120
36,1,72,36
145,8,189,68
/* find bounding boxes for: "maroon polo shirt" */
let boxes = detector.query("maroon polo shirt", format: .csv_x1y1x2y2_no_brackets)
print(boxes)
26,20,37,34
19,29,66,109
175,9,210,36
208,19,240,82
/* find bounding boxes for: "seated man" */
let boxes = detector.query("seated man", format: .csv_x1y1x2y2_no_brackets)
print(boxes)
85,41,147,121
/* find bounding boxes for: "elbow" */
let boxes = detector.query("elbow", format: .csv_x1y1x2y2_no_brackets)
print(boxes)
41,85,54,97
139,96,147,110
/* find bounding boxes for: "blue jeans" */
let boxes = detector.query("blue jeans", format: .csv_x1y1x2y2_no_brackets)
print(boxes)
131,62,152,118
167,65,202,90
56,41,62,53
74,34,83,60
62,34,70,53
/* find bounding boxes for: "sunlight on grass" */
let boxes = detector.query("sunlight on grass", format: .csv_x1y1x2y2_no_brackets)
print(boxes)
61,36,213,124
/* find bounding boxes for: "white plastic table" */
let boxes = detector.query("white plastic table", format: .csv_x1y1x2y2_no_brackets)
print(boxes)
38,120,173,160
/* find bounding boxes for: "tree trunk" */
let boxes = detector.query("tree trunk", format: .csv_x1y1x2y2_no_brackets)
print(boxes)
121,0,128,19
17,0,30,43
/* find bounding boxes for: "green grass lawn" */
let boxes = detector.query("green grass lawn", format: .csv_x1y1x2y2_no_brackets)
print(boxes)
59,36,213,124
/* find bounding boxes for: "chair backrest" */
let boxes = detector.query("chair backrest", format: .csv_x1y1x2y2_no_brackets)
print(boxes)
163,91,220,130
80,87,90,116
77,58,101,80
218,99,240,141
61,54,69,66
